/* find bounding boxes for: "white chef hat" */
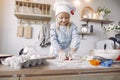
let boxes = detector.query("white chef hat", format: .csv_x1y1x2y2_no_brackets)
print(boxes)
53,0,76,16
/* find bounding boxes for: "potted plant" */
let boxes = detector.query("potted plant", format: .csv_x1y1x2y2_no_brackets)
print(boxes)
102,24,120,38
97,6,111,20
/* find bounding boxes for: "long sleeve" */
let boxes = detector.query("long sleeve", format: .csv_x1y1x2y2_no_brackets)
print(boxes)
70,24,80,50
50,23,80,53
50,24,62,51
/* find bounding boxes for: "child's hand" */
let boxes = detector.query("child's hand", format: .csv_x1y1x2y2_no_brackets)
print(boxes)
67,50,75,60
58,51,67,61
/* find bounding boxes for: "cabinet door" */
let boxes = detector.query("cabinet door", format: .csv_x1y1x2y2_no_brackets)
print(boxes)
20,75,120,80
0,77,18,80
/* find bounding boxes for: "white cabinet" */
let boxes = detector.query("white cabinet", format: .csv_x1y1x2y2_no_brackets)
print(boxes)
14,0,51,21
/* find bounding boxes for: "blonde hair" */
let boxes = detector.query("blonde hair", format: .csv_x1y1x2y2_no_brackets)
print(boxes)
56,18,71,31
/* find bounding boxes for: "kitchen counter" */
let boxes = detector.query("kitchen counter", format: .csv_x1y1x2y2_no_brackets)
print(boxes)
0,59,120,80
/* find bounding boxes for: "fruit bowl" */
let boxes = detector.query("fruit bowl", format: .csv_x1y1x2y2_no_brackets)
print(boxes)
90,49,120,60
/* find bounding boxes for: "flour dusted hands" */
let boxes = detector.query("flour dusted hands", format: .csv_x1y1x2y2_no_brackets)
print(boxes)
67,50,76,60
67,50,81,60
58,50,67,61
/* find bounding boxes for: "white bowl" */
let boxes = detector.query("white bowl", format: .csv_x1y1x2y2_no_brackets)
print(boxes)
90,49,120,60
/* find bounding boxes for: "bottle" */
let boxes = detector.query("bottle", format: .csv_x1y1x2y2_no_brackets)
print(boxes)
118,22,120,26
90,25,93,33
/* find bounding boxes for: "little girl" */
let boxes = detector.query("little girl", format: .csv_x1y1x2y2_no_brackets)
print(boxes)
49,0,80,60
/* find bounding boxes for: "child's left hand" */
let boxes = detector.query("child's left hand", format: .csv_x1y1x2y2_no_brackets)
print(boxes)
67,50,75,60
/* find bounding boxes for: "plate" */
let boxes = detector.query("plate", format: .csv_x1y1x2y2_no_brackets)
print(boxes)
81,6,94,19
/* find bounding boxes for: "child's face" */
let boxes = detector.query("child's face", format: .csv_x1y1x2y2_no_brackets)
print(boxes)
57,12,70,26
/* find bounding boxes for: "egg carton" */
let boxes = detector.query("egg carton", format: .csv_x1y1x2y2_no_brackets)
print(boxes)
21,58,47,68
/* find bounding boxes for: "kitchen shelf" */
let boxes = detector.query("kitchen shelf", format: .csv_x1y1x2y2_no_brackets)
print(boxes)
15,0,51,21
79,32,95,39
14,12,51,21
16,0,51,5
81,18,114,26
81,18,114,39
79,32,95,35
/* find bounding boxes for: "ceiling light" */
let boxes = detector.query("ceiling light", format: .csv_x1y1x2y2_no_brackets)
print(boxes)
85,0,92,3
74,0,81,6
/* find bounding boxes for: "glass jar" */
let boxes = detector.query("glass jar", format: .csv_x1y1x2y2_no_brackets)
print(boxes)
81,24,88,33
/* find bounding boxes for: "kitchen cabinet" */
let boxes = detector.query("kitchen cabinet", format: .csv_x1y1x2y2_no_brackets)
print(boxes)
0,74,19,80
0,75,119,80
0,78,19,80
0,60,120,80
14,0,51,21
21,75,120,80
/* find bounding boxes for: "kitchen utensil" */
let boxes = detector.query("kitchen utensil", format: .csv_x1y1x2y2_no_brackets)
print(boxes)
109,37,117,49
104,43,107,50
93,56,111,62
100,60,113,67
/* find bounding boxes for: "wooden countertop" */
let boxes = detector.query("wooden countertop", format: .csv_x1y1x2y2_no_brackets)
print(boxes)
0,59,120,77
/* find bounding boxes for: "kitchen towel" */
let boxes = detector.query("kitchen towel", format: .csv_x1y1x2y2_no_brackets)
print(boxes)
17,24,24,37
38,22,50,47
24,25,32,39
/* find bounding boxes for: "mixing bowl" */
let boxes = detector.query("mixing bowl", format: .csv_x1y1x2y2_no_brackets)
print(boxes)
90,49,120,60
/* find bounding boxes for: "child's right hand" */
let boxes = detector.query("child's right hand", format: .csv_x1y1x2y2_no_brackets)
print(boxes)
58,50,67,61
